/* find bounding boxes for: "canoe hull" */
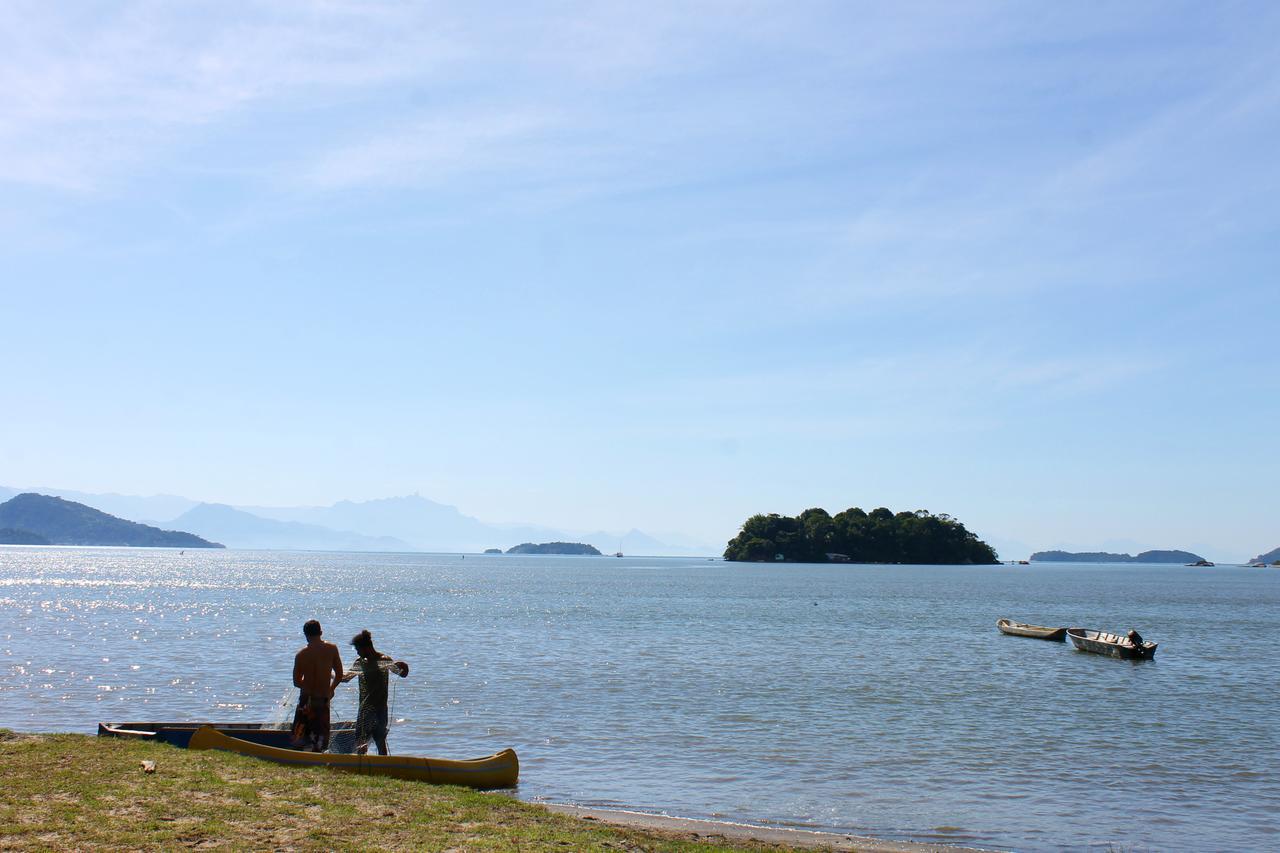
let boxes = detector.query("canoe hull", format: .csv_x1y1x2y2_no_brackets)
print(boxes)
996,619,1067,641
98,721,356,751
188,725,519,789
1067,628,1158,660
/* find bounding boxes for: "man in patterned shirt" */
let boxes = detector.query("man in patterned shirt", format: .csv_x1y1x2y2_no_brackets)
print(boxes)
341,629,409,755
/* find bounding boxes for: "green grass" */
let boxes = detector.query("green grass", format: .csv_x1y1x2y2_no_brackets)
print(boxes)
0,730,801,851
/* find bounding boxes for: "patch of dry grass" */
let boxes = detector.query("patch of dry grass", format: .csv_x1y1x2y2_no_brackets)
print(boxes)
0,731,801,851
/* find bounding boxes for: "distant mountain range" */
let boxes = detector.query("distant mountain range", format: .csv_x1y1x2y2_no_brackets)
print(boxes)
0,486,198,524
1030,549,1204,563
0,485,713,555
169,504,410,552
0,494,222,548
1249,546,1280,565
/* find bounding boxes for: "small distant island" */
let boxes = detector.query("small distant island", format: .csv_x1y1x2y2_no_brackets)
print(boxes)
1030,549,1204,564
483,548,503,555
724,507,999,564
505,541,602,555
0,493,223,548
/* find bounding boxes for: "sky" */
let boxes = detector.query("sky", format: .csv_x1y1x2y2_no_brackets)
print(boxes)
1,1,1277,560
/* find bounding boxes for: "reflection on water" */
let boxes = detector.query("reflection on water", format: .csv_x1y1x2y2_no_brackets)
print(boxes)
1,546,1277,851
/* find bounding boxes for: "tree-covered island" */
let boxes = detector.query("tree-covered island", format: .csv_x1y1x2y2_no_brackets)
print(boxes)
1029,549,1205,563
724,507,999,564
506,541,602,555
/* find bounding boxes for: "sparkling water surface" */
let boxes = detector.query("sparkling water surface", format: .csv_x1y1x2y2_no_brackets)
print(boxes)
2,547,1277,851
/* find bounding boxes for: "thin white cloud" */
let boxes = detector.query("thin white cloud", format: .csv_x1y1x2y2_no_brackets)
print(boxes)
593,345,1168,441
0,1,1041,194
0,1,460,190
299,110,561,191
3,0,1277,249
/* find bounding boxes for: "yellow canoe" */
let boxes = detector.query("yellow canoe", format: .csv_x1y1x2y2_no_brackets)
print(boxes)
188,725,518,789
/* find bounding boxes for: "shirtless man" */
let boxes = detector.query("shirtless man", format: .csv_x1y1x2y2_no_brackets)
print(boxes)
292,619,344,752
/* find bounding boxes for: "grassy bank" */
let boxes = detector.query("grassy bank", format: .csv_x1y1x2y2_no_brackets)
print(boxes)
0,730,800,851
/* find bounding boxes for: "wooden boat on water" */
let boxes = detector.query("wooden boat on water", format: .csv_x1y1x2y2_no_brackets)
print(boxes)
1067,628,1158,660
188,725,519,789
996,618,1067,641
98,721,355,751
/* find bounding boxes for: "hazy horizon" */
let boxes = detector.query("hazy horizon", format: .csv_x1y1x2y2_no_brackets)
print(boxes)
0,482,1269,563
2,3,1276,563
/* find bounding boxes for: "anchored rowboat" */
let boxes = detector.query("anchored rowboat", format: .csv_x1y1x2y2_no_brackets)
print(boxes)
1067,628,1158,660
188,725,519,788
98,721,355,750
996,619,1067,641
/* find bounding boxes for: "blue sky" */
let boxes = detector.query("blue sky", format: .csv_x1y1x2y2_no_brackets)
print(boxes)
1,2,1277,559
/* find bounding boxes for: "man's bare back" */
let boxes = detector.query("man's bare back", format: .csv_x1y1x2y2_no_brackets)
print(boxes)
294,638,343,698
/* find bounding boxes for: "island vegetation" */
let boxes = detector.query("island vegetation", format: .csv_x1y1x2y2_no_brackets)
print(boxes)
723,507,999,564
505,541,602,555
0,527,51,545
1030,549,1204,563
0,493,223,548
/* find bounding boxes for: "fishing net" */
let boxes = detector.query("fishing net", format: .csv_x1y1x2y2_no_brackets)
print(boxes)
263,687,301,730
261,658,401,753
327,657,402,754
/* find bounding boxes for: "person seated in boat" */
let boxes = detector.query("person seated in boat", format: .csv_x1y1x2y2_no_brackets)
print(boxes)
292,619,344,752
1126,629,1146,649
340,629,409,756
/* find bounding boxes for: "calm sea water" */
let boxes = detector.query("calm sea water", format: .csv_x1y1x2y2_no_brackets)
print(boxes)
1,547,1276,851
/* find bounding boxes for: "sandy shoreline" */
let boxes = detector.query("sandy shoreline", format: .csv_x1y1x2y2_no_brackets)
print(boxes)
544,804,998,852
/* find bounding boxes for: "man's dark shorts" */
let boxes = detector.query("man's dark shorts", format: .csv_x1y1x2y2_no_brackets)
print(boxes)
292,693,331,752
